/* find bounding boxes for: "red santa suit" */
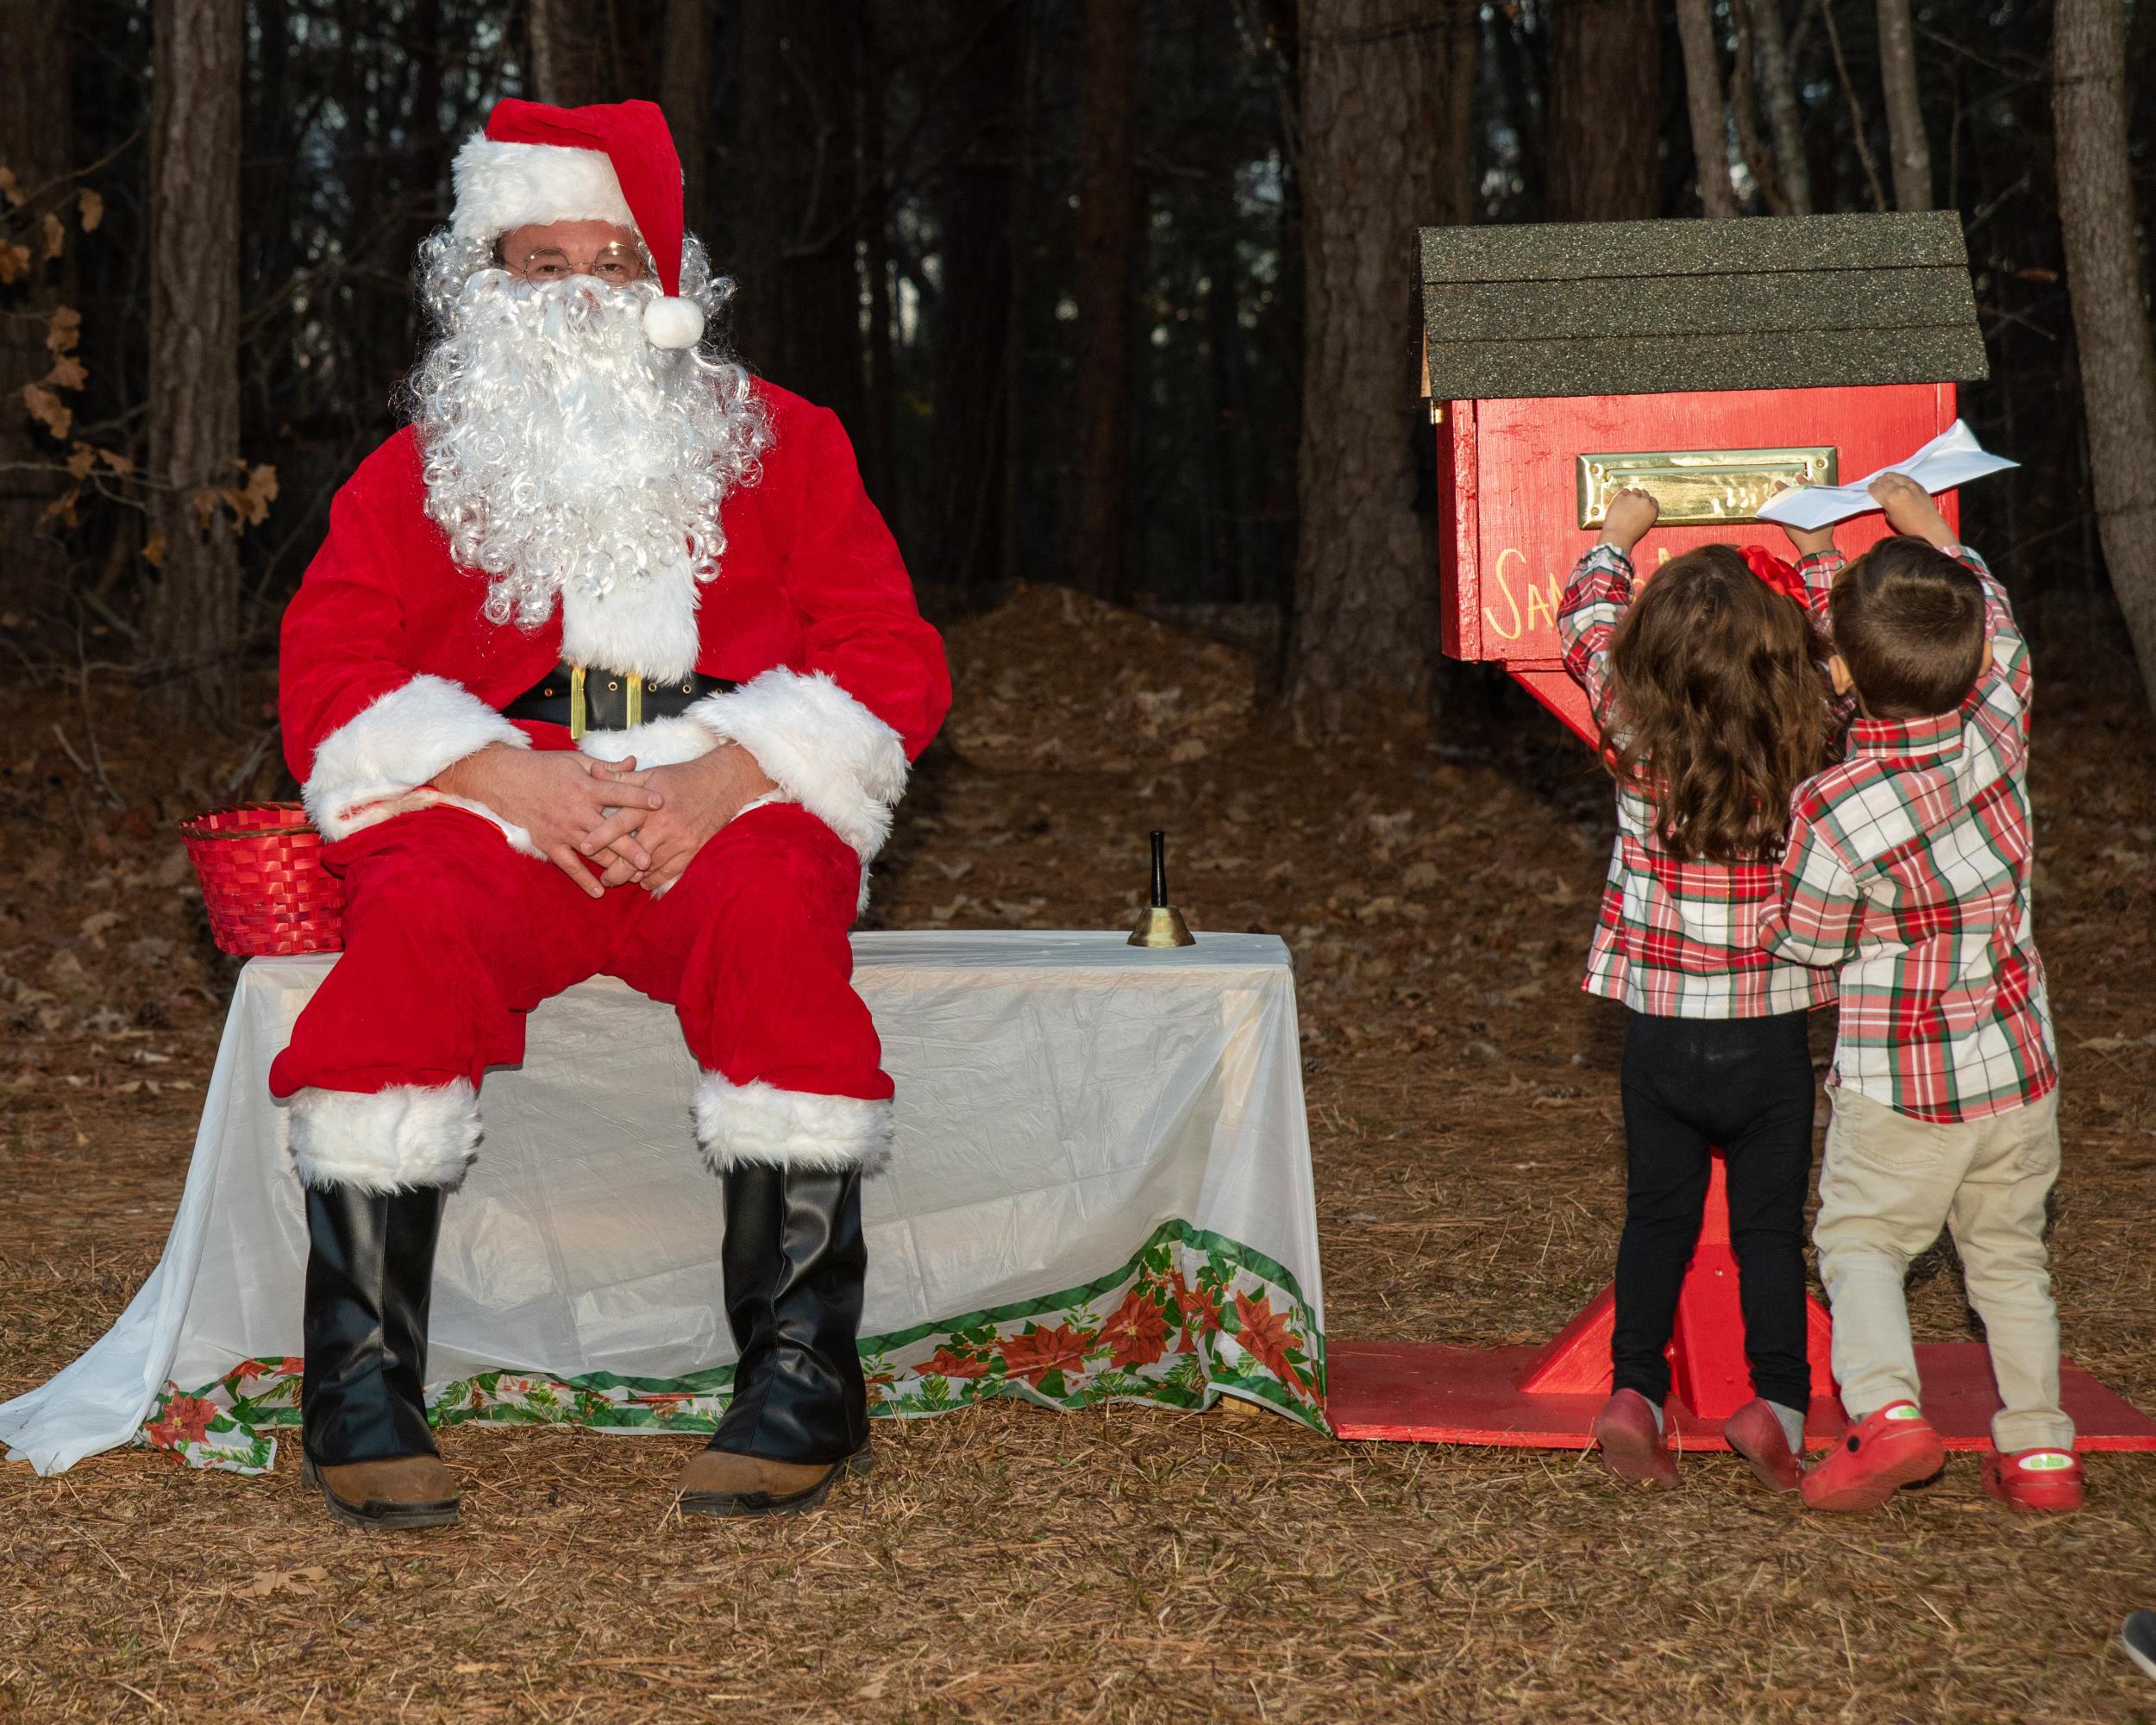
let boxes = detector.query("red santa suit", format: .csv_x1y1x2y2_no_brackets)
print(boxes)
267,99,948,1195
270,384,945,1188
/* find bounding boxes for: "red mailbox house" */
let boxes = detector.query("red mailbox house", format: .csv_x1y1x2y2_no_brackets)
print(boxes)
1326,212,2156,1455
1423,211,1984,744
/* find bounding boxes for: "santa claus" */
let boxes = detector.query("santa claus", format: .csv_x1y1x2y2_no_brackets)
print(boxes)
273,97,949,1528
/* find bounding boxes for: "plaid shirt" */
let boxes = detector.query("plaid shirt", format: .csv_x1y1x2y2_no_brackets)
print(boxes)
1559,543,1835,1019
1758,544,2057,1122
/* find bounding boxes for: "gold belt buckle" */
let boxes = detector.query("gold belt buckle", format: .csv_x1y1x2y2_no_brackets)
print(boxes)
566,665,642,741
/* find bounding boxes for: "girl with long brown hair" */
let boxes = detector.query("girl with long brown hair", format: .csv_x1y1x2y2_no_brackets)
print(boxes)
1557,486,1840,1495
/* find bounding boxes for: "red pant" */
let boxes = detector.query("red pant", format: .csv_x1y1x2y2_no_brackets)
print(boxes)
270,803,887,1104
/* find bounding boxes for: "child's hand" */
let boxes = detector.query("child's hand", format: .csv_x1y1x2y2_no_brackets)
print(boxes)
1600,486,1658,555
1770,483,1837,558
1869,472,1955,549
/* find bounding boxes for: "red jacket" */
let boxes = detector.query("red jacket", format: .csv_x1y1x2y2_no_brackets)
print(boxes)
280,382,949,866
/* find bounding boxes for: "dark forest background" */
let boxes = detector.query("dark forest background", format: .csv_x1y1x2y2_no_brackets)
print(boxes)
3,0,2153,734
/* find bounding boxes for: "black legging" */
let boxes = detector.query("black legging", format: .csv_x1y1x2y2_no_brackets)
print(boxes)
1612,1008,1815,1413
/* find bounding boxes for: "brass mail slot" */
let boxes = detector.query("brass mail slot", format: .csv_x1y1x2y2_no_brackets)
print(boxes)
1576,445,1838,529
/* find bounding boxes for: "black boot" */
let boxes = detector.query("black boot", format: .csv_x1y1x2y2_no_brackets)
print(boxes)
298,1182,459,1529
676,1162,873,1517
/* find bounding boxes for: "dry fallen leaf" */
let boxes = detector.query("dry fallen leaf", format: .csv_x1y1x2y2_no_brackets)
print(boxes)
77,186,103,230
22,382,70,440
41,210,64,260
231,1566,326,1599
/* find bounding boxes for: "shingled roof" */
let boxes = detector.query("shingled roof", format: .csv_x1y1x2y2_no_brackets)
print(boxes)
1420,211,1988,401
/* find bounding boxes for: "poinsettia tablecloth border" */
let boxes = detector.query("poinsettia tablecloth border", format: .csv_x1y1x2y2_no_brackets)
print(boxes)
135,1220,1327,1474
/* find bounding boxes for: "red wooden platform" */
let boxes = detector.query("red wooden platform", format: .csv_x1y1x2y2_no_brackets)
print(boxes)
1327,1159,2156,1451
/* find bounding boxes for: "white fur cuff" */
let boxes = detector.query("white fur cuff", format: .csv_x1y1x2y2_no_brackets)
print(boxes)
685,669,909,863
302,674,538,853
694,1075,894,1176
287,1080,482,1193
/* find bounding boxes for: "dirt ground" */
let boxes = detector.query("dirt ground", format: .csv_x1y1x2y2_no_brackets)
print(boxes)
3,605,2154,1723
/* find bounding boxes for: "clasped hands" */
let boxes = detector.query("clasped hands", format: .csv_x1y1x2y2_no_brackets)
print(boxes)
434,742,779,899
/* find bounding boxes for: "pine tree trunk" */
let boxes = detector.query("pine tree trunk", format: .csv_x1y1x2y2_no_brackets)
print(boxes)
1545,0,1661,221
1069,0,1144,603
930,0,1021,594
859,14,897,509
787,1,866,437
0,0,73,599
730,0,782,365
2055,0,2156,712
143,0,242,725
1746,0,1811,213
1875,0,1932,210
1286,0,1473,733
1674,0,1737,217
661,0,713,239
530,0,617,110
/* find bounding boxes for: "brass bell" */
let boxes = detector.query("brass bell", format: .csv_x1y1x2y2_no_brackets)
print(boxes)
1127,829,1195,948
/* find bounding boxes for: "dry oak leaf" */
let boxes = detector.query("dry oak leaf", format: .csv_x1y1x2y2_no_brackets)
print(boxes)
41,210,64,260
77,187,103,231
141,529,166,568
45,354,87,391
0,241,31,285
0,165,22,207
65,442,97,479
22,383,71,440
47,305,81,354
222,461,279,528
39,485,79,529
230,1566,326,1599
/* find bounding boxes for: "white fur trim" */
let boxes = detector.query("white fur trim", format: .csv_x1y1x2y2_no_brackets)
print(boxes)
450,136,636,241
693,1075,893,1175
557,560,704,684
684,669,909,863
286,1080,481,1193
578,713,721,770
643,297,705,348
302,674,539,854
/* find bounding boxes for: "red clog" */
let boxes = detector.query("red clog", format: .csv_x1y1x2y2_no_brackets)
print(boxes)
1593,1389,1678,1489
1982,1447,2084,1515
1724,1398,1804,1493
1801,1401,1946,1512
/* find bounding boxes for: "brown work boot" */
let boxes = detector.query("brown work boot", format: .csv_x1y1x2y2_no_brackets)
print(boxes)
674,1445,873,1519
302,1453,460,1530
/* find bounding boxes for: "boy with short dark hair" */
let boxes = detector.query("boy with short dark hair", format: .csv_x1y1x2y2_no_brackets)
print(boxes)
1760,473,2078,1515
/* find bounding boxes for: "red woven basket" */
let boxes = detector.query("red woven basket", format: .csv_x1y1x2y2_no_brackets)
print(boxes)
181,801,345,957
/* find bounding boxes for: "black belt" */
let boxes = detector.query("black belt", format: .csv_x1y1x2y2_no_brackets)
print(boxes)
503,662,736,738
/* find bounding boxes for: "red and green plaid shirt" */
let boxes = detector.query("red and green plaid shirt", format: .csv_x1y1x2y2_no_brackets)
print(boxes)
1559,542,1836,1019
1759,543,2057,1122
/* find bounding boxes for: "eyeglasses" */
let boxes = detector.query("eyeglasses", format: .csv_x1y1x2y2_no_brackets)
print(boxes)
503,244,647,285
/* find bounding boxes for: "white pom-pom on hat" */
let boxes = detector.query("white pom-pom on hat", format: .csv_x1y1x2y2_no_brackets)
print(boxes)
642,296,705,349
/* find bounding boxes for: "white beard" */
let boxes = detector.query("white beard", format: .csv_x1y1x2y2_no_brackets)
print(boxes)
407,270,767,682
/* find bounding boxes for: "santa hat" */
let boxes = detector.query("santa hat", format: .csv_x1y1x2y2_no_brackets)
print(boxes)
449,97,705,350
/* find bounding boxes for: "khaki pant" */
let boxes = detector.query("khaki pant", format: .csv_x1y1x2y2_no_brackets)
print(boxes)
1814,1086,2072,1453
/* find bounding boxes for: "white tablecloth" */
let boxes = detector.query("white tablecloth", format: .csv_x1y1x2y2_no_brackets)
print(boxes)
2,932,1325,1474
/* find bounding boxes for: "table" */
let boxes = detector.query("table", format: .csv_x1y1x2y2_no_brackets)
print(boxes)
2,932,1325,1475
